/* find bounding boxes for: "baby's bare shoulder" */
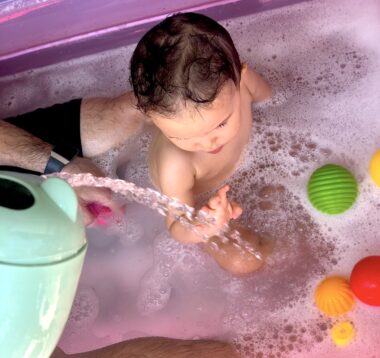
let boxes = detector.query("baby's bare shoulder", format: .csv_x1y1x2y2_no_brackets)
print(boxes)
241,64,272,102
154,140,196,195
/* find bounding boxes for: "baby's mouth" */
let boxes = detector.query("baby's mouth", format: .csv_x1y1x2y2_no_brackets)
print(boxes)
207,146,223,154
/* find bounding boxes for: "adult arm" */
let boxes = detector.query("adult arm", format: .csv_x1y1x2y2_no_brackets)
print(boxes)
0,120,119,225
1,91,144,168
1,92,144,224
0,120,52,172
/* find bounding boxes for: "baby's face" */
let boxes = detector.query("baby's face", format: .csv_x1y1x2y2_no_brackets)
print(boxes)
149,80,241,154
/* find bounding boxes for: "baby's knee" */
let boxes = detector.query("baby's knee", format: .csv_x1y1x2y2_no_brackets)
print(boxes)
223,229,275,275
218,251,265,275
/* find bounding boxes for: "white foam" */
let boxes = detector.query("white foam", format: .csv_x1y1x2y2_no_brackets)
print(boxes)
65,287,100,329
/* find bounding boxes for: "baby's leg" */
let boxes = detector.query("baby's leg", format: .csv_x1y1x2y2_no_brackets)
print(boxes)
203,226,274,275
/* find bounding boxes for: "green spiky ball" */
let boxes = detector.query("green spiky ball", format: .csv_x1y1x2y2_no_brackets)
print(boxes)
307,164,358,214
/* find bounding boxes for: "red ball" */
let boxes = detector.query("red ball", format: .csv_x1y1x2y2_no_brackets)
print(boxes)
350,256,380,306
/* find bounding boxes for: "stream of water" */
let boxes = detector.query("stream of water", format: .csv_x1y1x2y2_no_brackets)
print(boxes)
54,172,263,260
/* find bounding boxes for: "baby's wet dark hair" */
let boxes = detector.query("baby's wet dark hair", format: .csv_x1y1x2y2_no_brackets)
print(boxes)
130,12,241,117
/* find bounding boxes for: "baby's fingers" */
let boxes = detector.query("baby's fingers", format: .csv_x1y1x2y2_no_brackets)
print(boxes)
200,205,212,215
217,185,230,199
230,201,243,219
79,199,97,226
212,184,229,208
208,195,221,210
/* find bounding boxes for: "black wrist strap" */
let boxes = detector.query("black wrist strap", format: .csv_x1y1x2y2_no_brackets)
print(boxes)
44,143,79,174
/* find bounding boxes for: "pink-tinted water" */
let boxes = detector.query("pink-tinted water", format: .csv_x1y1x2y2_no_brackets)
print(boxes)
2,0,380,356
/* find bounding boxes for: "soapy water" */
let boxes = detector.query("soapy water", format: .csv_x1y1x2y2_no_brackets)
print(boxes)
2,0,380,356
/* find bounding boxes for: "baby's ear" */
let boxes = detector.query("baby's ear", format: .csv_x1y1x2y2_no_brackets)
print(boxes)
240,63,250,82
144,114,153,124
240,62,248,74
239,63,249,89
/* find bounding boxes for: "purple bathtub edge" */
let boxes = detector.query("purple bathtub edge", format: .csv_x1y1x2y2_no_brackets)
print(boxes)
0,0,308,77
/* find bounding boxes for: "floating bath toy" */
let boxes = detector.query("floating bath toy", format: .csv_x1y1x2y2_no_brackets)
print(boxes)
330,321,355,347
370,150,380,186
350,256,380,306
314,276,355,316
307,164,358,214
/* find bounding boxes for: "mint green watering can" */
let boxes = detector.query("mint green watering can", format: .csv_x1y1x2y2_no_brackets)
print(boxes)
0,171,87,358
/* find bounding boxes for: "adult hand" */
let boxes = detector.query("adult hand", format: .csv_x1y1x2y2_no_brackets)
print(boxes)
63,157,124,226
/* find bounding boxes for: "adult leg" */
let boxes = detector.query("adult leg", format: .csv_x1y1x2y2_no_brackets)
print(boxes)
80,92,145,158
4,99,83,155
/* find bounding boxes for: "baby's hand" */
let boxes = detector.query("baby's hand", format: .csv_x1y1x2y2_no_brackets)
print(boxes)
197,185,242,238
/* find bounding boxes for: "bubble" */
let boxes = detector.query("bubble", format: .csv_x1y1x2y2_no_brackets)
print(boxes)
119,218,144,246
136,278,172,315
66,287,99,328
258,201,273,210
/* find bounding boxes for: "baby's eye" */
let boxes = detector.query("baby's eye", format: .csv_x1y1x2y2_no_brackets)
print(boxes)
218,120,228,128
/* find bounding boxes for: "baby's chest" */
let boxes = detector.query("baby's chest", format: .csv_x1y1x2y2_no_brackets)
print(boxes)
192,150,239,194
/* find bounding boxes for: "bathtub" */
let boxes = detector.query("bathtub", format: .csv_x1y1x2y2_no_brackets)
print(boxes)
0,0,306,77
1,0,380,357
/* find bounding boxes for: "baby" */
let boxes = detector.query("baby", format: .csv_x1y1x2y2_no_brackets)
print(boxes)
130,13,272,274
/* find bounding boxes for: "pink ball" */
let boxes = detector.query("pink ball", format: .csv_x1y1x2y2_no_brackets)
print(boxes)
350,256,380,306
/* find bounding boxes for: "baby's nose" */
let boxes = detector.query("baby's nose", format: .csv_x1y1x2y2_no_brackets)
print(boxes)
211,136,219,146
204,137,218,151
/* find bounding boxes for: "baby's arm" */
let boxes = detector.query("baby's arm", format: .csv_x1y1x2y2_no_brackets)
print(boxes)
241,64,272,102
157,153,203,243
157,152,270,274
157,154,240,244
